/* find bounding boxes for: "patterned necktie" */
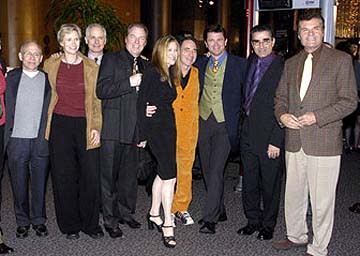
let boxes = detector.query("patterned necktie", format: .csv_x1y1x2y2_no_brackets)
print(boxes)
133,57,139,74
212,60,219,73
300,53,313,101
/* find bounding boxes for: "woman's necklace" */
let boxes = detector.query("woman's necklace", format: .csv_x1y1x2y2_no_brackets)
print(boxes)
64,55,78,70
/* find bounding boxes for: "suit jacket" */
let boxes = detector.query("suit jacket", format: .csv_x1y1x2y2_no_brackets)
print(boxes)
196,53,246,153
274,46,358,156
241,54,284,153
96,49,150,143
43,52,102,150
5,68,51,156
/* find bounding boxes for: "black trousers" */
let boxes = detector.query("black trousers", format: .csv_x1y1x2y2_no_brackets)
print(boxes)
198,114,231,223
49,114,100,234
240,140,283,230
100,140,138,228
7,138,49,226
0,125,4,222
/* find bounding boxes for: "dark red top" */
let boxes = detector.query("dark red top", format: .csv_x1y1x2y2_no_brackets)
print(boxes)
54,61,86,117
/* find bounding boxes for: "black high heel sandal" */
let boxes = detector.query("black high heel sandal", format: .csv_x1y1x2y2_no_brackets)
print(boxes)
147,213,163,232
162,225,176,248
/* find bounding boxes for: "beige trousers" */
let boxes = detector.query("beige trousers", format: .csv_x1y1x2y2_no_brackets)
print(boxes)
285,149,340,256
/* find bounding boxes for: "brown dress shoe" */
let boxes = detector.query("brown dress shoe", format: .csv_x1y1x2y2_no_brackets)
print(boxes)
272,238,307,250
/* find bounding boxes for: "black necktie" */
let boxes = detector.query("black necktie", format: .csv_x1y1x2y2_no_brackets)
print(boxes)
94,57,98,64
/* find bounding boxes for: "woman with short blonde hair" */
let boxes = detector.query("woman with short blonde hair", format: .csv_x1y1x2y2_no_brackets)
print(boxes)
44,23,103,240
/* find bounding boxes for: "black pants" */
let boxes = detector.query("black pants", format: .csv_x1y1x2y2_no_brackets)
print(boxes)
7,138,49,226
49,114,100,234
0,125,5,222
100,140,138,228
198,114,231,223
240,143,283,230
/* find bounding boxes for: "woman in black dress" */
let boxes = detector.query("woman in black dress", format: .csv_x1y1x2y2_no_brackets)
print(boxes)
137,35,181,248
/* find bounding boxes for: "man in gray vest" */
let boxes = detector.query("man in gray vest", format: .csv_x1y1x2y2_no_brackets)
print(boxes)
5,40,51,239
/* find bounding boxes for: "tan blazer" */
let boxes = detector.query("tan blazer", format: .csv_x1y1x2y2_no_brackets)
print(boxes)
43,52,102,150
274,46,358,156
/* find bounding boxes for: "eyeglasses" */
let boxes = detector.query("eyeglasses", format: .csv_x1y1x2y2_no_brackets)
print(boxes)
251,38,272,47
23,52,42,58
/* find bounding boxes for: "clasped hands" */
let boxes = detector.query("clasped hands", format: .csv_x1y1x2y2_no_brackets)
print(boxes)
280,112,316,129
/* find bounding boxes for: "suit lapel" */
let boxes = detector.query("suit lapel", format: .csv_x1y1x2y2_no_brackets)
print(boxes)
303,48,327,100
295,53,304,96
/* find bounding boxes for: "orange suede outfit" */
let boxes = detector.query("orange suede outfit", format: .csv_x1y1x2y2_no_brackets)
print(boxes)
171,66,199,213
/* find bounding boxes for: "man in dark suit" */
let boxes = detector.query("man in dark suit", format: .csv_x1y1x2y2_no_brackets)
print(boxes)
196,24,246,234
96,23,149,238
5,40,51,239
237,24,284,241
273,14,357,256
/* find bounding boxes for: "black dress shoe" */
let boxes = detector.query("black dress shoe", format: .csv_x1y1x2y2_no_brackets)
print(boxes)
218,212,227,222
0,242,14,254
124,218,141,229
257,228,273,240
237,224,260,236
86,229,104,239
104,226,123,238
192,171,203,180
66,232,80,240
16,226,30,238
199,222,216,234
32,224,48,237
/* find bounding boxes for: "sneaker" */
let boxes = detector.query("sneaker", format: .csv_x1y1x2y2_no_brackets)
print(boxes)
175,211,194,226
170,213,176,227
233,176,243,193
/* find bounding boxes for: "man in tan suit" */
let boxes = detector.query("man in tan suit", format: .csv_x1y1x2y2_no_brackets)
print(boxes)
273,13,357,256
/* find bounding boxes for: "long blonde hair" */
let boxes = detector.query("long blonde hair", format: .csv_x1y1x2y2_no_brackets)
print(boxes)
152,35,181,85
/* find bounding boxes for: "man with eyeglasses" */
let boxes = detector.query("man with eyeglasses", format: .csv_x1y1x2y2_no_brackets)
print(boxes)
96,23,149,238
273,13,357,256
237,24,284,241
5,40,51,240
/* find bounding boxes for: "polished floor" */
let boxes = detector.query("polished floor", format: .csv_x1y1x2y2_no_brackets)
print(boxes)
0,153,359,256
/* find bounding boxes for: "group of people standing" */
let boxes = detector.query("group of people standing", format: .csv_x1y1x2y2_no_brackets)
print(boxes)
0,12,358,256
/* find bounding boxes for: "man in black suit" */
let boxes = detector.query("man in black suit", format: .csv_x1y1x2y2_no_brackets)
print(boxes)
196,24,246,234
237,25,284,240
96,23,149,238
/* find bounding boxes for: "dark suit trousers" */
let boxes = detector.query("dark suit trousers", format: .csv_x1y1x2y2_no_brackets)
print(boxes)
198,114,231,223
100,140,138,228
241,139,283,230
49,114,100,234
0,125,4,222
7,137,49,226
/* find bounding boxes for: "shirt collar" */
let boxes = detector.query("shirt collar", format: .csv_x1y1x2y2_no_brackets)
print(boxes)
210,51,228,68
87,52,103,64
